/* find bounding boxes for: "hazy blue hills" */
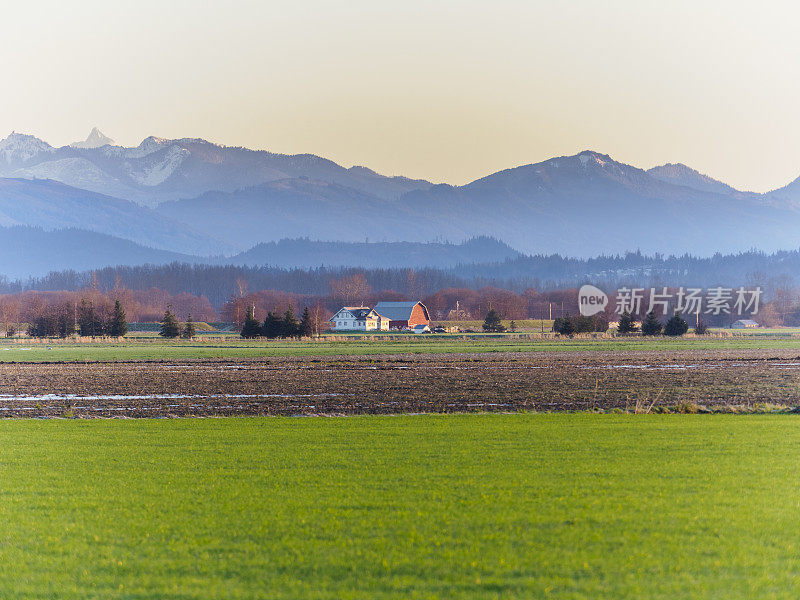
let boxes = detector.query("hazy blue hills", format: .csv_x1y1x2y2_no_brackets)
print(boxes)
0,229,519,280
0,178,225,255
229,237,520,269
0,226,195,280
396,151,800,255
156,178,446,251
157,150,800,256
645,163,742,196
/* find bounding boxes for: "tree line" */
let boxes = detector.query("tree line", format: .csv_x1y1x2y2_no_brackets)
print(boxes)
15,248,800,308
28,299,128,338
552,310,700,336
238,306,313,339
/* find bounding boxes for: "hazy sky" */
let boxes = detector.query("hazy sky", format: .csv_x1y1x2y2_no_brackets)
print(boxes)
1,0,798,191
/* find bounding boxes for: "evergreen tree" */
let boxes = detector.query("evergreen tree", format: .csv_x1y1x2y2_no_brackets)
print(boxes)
108,299,128,338
262,311,282,339
160,306,180,338
559,313,575,335
77,299,104,337
509,320,517,332
641,310,662,336
482,308,505,332
617,310,637,333
552,317,565,333
694,320,709,335
281,305,299,338
664,312,689,336
298,306,313,338
55,303,77,338
182,314,196,339
241,306,262,339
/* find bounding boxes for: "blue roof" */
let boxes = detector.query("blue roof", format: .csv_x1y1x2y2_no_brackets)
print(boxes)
373,301,428,321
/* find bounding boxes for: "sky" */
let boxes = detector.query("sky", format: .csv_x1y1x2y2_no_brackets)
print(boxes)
1,0,798,192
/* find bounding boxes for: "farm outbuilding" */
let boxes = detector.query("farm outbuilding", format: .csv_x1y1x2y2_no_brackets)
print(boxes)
373,301,430,330
731,319,760,329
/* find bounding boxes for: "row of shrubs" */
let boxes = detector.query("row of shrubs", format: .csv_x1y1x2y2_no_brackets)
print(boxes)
552,310,706,336
28,300,129,339
239,306,314,339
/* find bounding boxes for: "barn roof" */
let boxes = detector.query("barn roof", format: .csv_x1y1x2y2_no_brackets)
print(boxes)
330,306,377,321
373,301,429,321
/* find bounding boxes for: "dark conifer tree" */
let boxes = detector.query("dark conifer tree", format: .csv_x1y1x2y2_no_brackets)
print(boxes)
664,313,689,336
160,306,180,338
182,314,196,339
482,308,505,332
617,309,637,334
298,306,313,338
641,310,662,336
108,299,128,338
262,311,282,339
78,299,103,337
559,313,575,335
240,306,262,339
56,303,77,338
552,317,565,333
281,305,299,338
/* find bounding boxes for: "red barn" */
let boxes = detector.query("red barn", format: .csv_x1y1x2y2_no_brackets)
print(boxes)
373,301,430,330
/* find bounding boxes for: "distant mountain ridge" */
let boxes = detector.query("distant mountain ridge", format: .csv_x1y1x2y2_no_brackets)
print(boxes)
646,163,741,196
0,131,433,206
230,236,520,269
0,230,520,280
3,130,800,258
0,226,194,280
156,149,800,256
0,178,225,255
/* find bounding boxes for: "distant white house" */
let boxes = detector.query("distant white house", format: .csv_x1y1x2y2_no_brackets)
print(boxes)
412,324,431,334
731,319,760,329
329,307,390,331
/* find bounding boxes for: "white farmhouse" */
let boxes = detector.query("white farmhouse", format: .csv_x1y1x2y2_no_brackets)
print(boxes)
330,306,390,331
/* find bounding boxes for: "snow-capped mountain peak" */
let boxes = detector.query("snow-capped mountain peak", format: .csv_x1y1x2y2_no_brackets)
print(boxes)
577,150,612,168
70,127,115,149
135,136,169,155
0,132,54,163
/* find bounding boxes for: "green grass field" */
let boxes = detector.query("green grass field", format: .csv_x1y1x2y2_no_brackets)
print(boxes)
1,414,799,598
3,334,800,361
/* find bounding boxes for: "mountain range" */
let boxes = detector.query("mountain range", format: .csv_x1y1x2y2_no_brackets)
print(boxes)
0,131,431,206
3,130,800,275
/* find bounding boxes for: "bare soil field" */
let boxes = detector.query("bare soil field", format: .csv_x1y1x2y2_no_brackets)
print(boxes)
1,348,800,417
